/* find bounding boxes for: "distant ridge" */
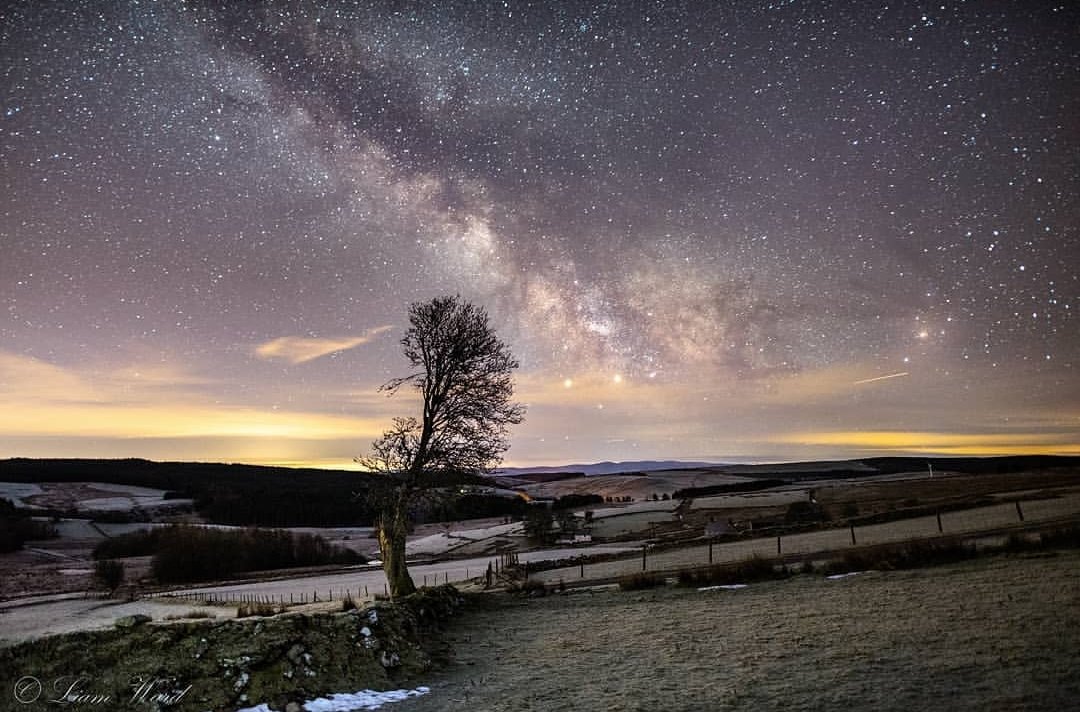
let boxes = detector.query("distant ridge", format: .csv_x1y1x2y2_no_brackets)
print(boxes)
496,460,726,477
496,455,1080,480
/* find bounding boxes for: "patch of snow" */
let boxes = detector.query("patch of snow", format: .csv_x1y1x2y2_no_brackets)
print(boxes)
698,584,748,591
826,572,864,580
234,686,430,712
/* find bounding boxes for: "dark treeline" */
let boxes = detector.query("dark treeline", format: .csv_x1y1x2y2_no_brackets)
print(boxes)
0,459,516,527
672,479,787,499
551,493,604,510
424,493,529,522
96,524,365,583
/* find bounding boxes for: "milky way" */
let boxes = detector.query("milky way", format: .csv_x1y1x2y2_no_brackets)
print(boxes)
2,1,1078,467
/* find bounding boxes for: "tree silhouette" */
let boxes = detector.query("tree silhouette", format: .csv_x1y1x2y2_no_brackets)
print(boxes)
359,295,525,597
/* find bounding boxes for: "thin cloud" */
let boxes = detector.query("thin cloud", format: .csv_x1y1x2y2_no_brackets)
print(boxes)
255,327,394,364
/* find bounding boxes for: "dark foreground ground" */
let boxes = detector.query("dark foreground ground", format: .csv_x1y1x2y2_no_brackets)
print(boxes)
401,551,1080,712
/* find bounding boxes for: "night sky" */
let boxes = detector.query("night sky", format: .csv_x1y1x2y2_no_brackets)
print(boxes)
2,1,1078,469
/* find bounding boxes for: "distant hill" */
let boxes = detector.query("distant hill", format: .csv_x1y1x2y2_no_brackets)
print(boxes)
496,455,1080,482
497,460,727,477
0,458,378,527
0,458,528,527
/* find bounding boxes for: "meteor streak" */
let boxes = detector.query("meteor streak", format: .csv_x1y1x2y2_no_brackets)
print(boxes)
853,371,910,385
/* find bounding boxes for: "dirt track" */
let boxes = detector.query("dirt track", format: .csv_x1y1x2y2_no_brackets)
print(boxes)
400,551,1080,711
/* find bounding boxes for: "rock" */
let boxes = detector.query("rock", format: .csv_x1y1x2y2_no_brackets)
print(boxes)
115,614,152,628
360,626,372,637
286,703,303,712
286,644,305,664
379,651,400,669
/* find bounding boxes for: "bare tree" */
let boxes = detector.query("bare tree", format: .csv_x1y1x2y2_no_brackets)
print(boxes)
359,295,525,597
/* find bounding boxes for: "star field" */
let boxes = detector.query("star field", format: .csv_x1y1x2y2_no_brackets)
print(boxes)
1,1,1078,467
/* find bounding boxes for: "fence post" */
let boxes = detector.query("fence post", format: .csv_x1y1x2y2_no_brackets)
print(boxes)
850,525,857,546
777,536,782,556
642,545,647,571
1015,501,1025,522
709,540,713,564
936,512,943,533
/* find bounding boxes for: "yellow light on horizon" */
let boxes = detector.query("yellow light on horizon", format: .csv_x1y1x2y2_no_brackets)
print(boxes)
778,430,1080,456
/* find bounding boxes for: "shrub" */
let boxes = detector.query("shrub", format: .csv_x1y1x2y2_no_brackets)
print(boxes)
236,601,283,618
785,500,829,524
507,578,547,596
618,572,665,591
1039,524,1080,549
163,610,213,620
677,556,788,588
93,528,162,559
94,559,125,591
822,541,977,577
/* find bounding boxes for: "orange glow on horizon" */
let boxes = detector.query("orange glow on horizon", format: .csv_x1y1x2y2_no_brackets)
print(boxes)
779,430,1080,456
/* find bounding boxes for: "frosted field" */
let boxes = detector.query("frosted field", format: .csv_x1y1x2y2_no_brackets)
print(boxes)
399,551,1080,712
0,482,44,508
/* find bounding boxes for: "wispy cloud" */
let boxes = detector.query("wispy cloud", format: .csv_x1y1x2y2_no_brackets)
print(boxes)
254,327,394,364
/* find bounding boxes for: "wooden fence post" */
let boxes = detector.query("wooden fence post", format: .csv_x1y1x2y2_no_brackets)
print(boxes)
850,525,857,546
1015,501,1025,522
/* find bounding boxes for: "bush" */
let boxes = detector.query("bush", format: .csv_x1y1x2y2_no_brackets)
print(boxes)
93,528,162,559
618,572,666,591
236,601,283,618
1039,524,1080,549
677,556,788,587
507,578,547,596
785,500,829,524
94,559,125,591
822,541,978,577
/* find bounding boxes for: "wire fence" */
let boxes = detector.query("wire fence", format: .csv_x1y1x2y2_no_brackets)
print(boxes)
140,493,1080,605
531,493,1080,585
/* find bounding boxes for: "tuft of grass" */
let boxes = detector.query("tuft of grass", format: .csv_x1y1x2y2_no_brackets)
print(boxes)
507,578,547,596
340,594,358,612
1038,524,1080,550
236,601,284,618
822,540,977,577
618,572,666,591
163,610,214,621
677,556,789,588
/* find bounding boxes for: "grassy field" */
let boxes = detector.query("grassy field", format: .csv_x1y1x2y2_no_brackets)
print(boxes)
401,550,1080,711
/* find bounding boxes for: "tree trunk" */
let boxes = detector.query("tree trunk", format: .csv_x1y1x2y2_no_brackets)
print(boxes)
377,494,416,599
